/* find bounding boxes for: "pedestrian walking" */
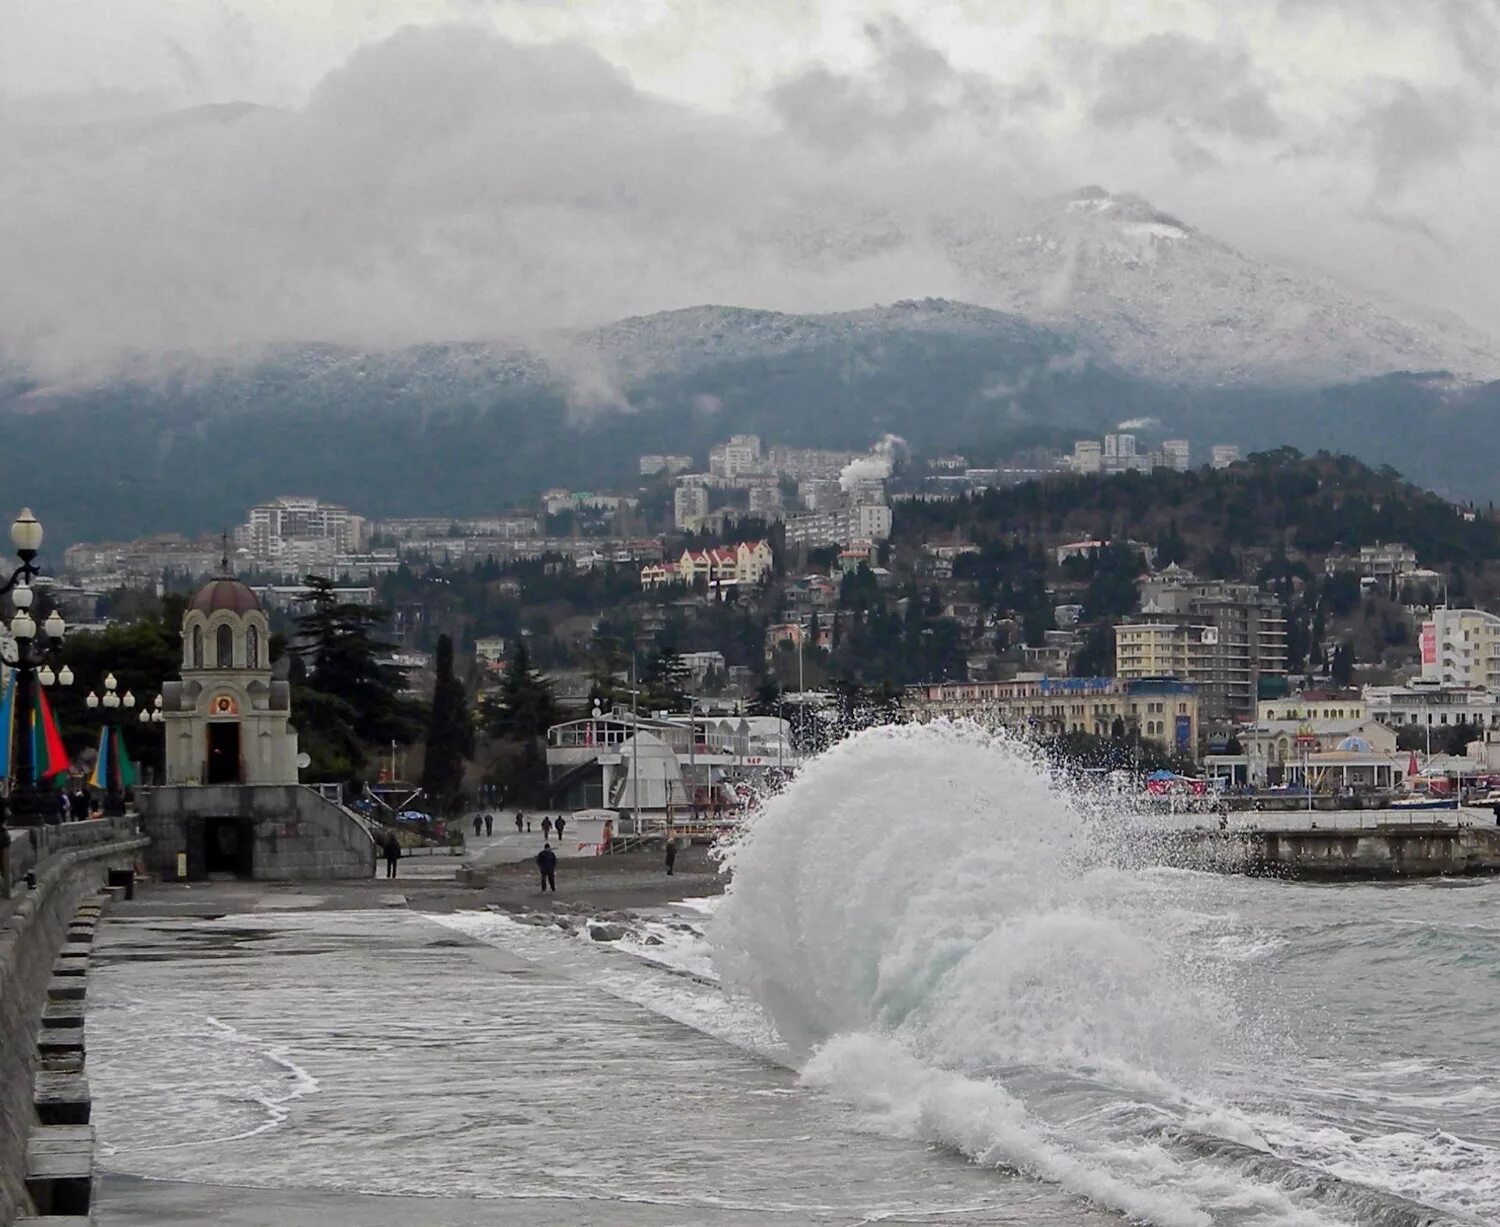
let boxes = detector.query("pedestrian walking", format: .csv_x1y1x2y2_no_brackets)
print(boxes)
515,811,524,834
542,816,553,839
665,838,677,876
473,813,484,837
383,830,401,879
554,814,566,841
484,813,493,836
526,815,532,832
536,842,558,892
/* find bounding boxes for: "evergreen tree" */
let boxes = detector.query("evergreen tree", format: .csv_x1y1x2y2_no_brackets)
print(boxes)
420,635,472,814
642,644,691,712
293,576,423,747
485,640,560,739
748,675,782,717
1330,641,1356,687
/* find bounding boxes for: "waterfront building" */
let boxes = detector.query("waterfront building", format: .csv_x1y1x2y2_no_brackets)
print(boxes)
544,709,798,818
906,676,1200,755
1365,681,1500,731
1116,568,1288,724
1232,718,1399,788
1419,608,1500,688
1257,690,1366,723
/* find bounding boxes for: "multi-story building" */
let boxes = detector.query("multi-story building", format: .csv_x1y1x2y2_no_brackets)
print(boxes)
1210,444,1241,469
907,677,1200,756
785,504,892,549
674,478,710,531
1115,569,1287,724
1069,440,1102,474
639,454,695,476
1256,690,1367,723
765,445,862,480
641,540,774,591
238,497,366,562
1365,681,1500,731
708,435,763,479
748,483,784,516
1161,439,1191,471
1420,608,1500,688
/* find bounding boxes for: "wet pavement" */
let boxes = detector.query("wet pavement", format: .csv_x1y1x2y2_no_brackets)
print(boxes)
87,893,1108,1225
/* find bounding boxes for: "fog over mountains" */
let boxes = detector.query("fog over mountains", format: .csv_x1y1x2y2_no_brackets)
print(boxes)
5,180,1500,547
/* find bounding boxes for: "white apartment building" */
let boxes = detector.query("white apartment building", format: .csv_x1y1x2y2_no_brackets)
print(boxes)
1366,681,1500,730
674,478,711,530
709,435,763,479
1210,445,1241,469
1161,439,1191,471
1069,440,1102,474
785,504,892,549
1420,608,1500,688
639,454,695,476
748,484,784,515
1104,433,1137,460
239,497,367,560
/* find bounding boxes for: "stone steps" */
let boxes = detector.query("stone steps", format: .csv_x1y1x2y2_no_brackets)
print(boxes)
40,1002,83,1029
24,1125,93,1217
36,1027,84,1060
46,978,84,1002
33,1073,90,1127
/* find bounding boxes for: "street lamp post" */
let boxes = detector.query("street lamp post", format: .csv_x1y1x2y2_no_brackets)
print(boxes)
86,673,134,816
138,693,164,785
2,509,71,828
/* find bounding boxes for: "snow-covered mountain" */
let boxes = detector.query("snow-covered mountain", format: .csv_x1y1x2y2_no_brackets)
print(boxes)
934,186,1500,385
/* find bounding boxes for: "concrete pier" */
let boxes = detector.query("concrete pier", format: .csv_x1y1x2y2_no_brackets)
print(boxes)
1181,823,1500,880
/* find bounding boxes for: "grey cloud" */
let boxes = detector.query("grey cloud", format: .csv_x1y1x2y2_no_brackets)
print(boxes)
769,17,1045,153
1092,33,1283,142
1355,78,1474,197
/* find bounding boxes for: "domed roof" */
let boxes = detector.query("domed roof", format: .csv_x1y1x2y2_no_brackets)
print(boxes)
189,577,261,616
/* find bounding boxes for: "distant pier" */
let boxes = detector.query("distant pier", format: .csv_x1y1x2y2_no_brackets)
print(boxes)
1177,820,1500,881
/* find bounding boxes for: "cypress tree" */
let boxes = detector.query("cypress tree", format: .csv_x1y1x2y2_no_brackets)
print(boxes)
421,635,472,815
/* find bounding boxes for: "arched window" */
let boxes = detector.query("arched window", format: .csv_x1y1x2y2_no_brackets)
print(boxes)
216,624,234,669
191,625,204,669
246,626,260,670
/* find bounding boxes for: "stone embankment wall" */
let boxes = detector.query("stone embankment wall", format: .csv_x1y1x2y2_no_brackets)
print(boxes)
137,785,375,880
0,817,144,1223
1181,824,1500,880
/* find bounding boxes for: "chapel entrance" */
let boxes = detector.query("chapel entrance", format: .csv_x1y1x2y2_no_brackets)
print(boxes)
207,722,241,784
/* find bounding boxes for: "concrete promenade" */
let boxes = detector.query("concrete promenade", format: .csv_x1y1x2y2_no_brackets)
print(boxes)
87,879,1106,1227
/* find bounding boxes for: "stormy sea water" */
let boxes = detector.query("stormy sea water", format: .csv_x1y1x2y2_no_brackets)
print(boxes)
87,724,1500,1225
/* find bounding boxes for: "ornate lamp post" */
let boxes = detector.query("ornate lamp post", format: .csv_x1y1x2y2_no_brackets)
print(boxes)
85,674,134,816
138,694,165,785
2,509,71,827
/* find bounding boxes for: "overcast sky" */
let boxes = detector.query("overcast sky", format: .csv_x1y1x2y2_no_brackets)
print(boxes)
3,0,1497,375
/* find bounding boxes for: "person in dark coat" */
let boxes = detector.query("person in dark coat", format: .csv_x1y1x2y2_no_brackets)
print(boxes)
553,814,566,841
473,813,484,837
541,816,553,839
72,789,88,821
536,842,558,892
515,811,524,834
484,813,493,836
665,839,677,876
382,830,401,879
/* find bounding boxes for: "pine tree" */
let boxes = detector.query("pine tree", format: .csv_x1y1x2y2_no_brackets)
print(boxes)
420,635,473,815
486,640,560,740
642,645,691,712
748,675,782,717
293,576,423,746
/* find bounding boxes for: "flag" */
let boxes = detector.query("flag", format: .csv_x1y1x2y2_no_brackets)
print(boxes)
1407,750,1420,777
0,673,69,784
89,725,109,790
33,686,69,782
0,672,14,780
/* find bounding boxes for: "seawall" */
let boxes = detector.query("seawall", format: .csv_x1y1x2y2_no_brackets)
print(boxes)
1,817,145,1223
1178,824,1500,881
136,785,375,881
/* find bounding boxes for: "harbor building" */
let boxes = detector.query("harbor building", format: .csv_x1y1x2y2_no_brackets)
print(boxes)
906,677,1200,756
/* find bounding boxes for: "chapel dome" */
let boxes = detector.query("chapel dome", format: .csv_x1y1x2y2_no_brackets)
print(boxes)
189,577,261,617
